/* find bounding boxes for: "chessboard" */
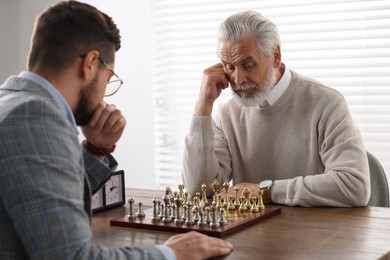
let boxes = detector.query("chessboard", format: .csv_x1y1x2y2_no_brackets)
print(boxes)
110,205,281,237
110,181,281,237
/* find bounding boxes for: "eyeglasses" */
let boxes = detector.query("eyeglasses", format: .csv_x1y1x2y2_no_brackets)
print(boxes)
97,57,123,97
79,54,123,97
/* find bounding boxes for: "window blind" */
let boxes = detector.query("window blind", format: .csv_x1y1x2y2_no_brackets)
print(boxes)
150,0,390,189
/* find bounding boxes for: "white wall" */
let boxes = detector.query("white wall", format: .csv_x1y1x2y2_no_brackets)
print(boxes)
0,0,156,189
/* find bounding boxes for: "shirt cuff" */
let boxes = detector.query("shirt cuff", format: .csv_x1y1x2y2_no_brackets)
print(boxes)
155,245,176,260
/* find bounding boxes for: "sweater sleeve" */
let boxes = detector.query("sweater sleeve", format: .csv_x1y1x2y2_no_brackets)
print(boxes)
182,116,230,196
271,97,370,207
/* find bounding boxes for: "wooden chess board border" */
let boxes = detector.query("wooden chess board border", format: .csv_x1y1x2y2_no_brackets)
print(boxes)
110,206,281,237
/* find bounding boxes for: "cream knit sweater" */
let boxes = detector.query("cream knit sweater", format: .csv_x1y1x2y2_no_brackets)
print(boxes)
182,70,370,207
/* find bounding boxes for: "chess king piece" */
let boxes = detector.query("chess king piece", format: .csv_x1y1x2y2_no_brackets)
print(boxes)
128,198,137,220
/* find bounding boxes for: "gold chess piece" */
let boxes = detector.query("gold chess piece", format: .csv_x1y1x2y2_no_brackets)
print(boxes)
242,188,252,210
216,193,223,209
239,195,246,212
178,184,185,201
250,196,259,213
222,181,229,208
258,189,265,210
201,183,208,206
212,179,219,204
234,186,241,209
227,195,236,211
192,194,199,213
184,191,189,205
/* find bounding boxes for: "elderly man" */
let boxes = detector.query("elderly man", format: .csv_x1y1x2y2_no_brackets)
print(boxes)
0,1,233,259
182,10,370,207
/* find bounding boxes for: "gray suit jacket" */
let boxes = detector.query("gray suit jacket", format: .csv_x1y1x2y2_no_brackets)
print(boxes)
0,76,165,259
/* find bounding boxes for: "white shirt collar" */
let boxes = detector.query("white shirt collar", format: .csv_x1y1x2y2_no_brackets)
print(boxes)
260,63,292,108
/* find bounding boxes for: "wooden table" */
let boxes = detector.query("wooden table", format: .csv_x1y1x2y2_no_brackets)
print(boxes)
92,188,390,259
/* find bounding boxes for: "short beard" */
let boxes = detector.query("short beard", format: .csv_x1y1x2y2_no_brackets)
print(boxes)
74,76,98,126
231,65,277,107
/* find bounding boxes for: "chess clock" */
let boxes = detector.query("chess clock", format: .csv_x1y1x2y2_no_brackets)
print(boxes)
91,170,126,213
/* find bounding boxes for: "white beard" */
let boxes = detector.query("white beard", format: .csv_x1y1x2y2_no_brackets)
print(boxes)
231,65,277,107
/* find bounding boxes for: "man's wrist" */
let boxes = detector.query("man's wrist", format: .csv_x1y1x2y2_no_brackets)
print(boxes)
83,140,116,156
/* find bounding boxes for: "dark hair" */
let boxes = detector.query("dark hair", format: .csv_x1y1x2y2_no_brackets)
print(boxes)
28,0,121,72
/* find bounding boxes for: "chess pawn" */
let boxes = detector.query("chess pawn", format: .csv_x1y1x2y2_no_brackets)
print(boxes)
191,195,199,213
170,203,176,221
239,195,247,212
136,201,145,218
216,194,223,209
201,183,208,206
212,179,219,204
151,198,160,222
250,196,259,213
195,192,201,206
222,181,229,208
234,186,241,209
157,199,161,216
184,192,189,205
227,195,236,211
218,208,228,225
209,202,220,228
182,204,187,222
159,204,164,220
258,189,265,210
128,198,137,219
205,206,211,224
193,206,200,224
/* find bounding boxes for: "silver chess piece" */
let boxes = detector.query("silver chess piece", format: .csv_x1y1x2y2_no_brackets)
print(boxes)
151,198,160,222
210,202,220,228
218,208,227,225
185,200,194,226
162,193,172,223
128,198,137,220
174,196,183,225
136,201,145,218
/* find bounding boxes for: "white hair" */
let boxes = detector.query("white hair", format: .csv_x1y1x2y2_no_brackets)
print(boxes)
217,10,280,57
